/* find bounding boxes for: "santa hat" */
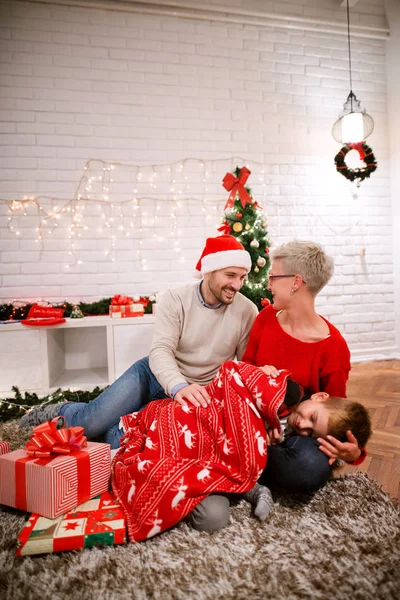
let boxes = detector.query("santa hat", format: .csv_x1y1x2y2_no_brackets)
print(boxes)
194,235,251,278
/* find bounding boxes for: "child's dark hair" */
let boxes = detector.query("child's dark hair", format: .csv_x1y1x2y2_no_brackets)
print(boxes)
326,397,372,448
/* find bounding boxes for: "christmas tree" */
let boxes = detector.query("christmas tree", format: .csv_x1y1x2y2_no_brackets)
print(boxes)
218,166,272,310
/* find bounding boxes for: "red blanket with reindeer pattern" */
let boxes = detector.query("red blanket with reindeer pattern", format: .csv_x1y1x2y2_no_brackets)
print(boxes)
112,361,289,542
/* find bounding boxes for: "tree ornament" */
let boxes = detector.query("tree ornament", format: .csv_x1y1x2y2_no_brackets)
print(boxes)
232,222,243,233
250,239,260,248
70,304,84,319
334,142,377,184
257,256,266,268
254,266,259,273
245,223,250,230
265,248,270,254
236,212,243,219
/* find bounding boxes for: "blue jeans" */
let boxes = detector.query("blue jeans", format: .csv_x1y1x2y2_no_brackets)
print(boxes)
58,356,168,448
259,434,333,493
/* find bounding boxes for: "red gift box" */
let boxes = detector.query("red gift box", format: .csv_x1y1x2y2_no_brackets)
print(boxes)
16,491,126,556
0,441,111,519
109,304,144,318
0,441,10,455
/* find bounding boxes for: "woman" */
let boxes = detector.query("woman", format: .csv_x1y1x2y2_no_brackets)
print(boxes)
242,240,364,491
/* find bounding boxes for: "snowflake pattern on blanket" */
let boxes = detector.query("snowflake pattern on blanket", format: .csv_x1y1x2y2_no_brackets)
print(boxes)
112,360,290,542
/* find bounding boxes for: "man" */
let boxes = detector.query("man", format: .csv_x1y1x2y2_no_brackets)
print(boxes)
20,234,258,531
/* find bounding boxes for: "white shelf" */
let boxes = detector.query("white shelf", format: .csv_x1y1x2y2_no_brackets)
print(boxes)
52,367,109,389
0,316,156,397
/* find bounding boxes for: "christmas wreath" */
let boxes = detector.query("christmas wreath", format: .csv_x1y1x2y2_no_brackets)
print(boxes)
334,142,377,183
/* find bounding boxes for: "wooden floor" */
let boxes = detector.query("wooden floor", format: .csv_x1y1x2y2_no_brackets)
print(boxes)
333,360,400,501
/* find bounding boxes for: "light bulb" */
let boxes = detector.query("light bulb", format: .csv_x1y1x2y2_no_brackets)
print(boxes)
341,112,364,143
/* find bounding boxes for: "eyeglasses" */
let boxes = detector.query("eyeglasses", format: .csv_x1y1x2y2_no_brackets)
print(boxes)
268,274,295,281
268,274,307,283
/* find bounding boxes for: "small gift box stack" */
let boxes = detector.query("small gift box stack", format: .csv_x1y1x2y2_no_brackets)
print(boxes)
0,418,111,519
16,491,126,556
109,294,144,318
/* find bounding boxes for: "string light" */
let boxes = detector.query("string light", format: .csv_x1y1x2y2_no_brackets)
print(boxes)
1,156,358,270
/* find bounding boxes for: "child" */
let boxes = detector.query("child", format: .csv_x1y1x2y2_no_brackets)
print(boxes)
244,384,372,521
111,361,372,542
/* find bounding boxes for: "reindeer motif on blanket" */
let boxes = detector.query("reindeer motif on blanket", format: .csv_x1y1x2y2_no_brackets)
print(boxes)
113,361,290,543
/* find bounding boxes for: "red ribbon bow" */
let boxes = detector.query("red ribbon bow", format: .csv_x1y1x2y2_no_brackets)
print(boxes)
25,417,87,458
111,294,133,306
222,167,253,210
217,221,232,234
348,142,365,161
138,297,150,307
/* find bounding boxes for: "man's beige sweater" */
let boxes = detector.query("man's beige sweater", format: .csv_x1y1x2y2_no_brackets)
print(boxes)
149,283,258,396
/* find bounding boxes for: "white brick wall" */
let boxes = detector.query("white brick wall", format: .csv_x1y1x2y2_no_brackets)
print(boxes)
0,0,398,360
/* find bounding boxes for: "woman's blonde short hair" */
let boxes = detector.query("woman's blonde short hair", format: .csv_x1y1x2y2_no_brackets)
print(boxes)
271,240,334,295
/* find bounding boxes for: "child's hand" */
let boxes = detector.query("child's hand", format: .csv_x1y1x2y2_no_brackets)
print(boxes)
266,427,282,446
317,430,361,465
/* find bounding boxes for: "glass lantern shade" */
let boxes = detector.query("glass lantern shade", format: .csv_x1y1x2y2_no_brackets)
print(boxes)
332,92,374,144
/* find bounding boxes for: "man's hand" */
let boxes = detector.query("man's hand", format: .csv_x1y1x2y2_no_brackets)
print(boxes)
317,430,361,465
260,365,280,378
266,427,282,446
174,384,211,408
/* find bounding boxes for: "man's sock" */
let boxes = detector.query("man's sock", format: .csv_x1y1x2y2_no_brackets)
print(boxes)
19,402,64,429
243,483,274,521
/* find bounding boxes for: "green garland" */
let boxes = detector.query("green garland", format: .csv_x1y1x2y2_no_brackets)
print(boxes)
0,296,156,321
334,142,377,183
0,386,107,423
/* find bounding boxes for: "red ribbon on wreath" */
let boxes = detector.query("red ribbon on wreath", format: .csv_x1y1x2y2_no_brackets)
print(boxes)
222,167,253,210
348,142,366,160
25,417,87,458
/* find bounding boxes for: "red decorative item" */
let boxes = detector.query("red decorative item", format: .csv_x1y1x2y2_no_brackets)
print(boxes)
236,212,243,219
111,294,133,306
348,142,366,160
0,435,111,519
217,222,232,234
24,417,87,458
261,298,271,307
21,304,66,327
0,441,10,455
222,167,253,210
16,491,126,556
109,305,144,318
138,297,150,308
265,247,270,254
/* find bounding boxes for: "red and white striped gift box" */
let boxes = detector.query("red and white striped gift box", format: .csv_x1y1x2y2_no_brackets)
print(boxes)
0,441,10,455
0,442,110,519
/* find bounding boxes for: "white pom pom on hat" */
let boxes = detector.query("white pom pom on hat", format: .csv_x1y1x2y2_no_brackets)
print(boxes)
193,234,252,278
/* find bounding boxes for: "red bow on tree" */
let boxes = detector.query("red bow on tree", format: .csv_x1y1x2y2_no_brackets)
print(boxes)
222,167,253,210
217,221,232,234
25,417,87,458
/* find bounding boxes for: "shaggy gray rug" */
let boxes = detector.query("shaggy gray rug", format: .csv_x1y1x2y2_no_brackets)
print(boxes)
0,421,399,600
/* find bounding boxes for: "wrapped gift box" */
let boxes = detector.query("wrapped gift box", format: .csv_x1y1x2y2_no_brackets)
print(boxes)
17,491,126,556
0,442,111,519
109,304,144,318
0,441,10,455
